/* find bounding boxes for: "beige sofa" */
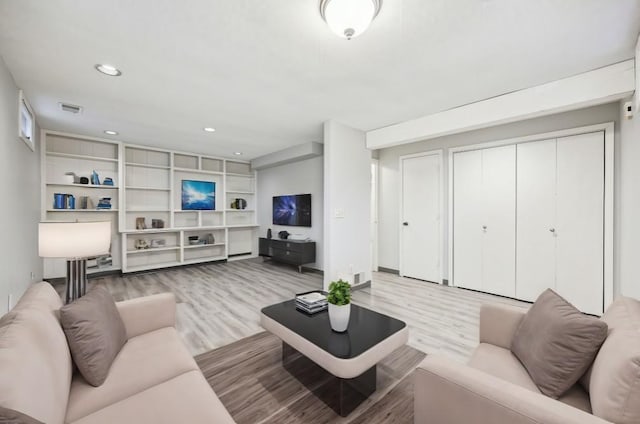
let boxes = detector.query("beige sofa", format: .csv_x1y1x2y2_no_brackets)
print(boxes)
415,298,639,424
0,282,235,424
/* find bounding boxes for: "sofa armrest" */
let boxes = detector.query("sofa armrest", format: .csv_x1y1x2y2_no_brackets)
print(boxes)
116,293,176,339
414,355,610,424
479,304,527,349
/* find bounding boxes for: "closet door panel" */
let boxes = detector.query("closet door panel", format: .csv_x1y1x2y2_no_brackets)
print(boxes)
516,139,557,302
453,150,483,290
481,145,516,297
556,132,604,314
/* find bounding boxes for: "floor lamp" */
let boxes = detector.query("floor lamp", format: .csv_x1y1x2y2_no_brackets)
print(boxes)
39,221,112,303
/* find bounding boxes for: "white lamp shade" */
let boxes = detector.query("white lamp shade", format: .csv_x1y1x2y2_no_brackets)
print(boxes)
322,0,378,39
39,221,111,258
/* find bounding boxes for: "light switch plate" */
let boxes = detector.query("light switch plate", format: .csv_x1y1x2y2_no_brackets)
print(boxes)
334,208,345,218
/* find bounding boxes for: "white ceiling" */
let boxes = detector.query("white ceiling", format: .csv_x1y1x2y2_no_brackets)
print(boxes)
0,0,638,159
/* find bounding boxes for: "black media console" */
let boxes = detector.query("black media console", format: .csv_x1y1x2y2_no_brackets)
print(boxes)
259,238,316,273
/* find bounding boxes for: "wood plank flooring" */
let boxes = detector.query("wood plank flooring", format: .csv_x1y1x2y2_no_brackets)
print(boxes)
195,331,425,424
80,258,528,362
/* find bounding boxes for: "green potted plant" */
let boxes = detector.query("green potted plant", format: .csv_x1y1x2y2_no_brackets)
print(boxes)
327,280,351,332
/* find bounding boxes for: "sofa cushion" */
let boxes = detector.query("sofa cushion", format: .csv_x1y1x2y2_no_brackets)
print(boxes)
0,406,44,424
558,385,592,414
511,289,608,399
588,297,640,424
66,327,199,422
469,343,540,393
60,287,127,387
69,371,235,424
12,282,63,313
469,344,593,414
0,307,72,424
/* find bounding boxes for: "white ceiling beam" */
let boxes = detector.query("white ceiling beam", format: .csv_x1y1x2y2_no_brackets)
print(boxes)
366,60,635,150
251,142,323,170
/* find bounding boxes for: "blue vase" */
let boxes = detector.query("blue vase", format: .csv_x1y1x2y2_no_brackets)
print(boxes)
53,193,65,209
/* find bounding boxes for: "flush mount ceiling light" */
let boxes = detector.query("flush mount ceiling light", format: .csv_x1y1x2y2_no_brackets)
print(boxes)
95,64,122,76
320,0,382,40
103,130,118,135
234,152,242,156
203,127,216,132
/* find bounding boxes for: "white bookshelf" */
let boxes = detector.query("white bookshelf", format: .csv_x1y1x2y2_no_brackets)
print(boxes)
119,146,258,273
41,131,260,278
41,130,122,278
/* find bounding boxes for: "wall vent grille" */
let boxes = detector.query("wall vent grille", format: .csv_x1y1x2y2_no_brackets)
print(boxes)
59,102,82,114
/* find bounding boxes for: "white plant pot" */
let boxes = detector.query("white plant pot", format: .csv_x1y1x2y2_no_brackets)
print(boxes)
328,303,351,332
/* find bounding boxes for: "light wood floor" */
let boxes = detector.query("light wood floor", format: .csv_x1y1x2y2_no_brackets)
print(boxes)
85,258,528,362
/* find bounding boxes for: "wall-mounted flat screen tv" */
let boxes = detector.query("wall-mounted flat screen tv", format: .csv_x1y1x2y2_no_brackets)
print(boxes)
273,194,311,227
182,180,215,210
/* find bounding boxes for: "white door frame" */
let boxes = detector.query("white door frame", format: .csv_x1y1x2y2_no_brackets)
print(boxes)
399,150,445,283
448,122,614,311
371,158,379,272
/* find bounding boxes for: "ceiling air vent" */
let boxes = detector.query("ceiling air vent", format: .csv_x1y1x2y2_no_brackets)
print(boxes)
58,102,83,114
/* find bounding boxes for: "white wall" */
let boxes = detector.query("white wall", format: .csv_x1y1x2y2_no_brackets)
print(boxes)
0,57,42,313
378,103,627,289
257,156,324,270
618,95,640,299
323,120,371,289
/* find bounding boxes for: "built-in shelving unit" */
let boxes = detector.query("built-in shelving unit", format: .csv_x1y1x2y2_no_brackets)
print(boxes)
119,145,258,273
41,131,122,278
41,131,259,278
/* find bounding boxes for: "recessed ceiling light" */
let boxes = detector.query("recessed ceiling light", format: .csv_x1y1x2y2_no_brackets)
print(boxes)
95,64,122,76
234,152,242,156
203,127,216,132
104,130,118,135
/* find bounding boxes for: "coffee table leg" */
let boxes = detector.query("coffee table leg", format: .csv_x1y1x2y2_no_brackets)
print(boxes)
281,342,377,417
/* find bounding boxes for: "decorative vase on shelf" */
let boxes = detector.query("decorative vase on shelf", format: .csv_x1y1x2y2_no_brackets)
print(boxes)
327,279,351,333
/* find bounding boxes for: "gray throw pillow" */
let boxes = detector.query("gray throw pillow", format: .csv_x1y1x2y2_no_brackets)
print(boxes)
0,406,44,424
511,289,608,399
60,287,127,387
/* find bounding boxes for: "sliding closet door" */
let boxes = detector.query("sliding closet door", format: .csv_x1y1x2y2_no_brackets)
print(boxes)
516,139,557,302
481,145,516,297
453,150,482,291
556,132,604,314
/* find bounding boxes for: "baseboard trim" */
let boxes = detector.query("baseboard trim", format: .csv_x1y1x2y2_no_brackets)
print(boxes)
352,280,371,291
301,266,324,275
377,267,399,275
45,268,122,286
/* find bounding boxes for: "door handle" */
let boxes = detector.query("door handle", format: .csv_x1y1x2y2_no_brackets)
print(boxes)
482,225,487,231
549,228,556,233
402,222,409,226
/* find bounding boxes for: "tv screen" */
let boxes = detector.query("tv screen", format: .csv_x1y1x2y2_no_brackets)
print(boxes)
182,180,215,210
273,194,311,227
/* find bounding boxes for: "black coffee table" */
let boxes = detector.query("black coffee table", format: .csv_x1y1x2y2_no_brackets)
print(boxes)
261,300,408,416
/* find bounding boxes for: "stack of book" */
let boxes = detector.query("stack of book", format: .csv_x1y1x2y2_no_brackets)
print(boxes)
97,197,112,210
295,292,328,314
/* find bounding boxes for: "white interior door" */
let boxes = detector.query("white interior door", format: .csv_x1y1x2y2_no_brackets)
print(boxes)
481,145,516,297
401,153,441,282
453,150,483,290
516,139,557,302
556,132,604,314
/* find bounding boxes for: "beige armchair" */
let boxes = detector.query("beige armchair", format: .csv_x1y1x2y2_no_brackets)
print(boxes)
414,304,611,424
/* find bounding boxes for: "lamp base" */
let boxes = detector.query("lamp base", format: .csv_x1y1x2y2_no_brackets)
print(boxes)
65,259,87,304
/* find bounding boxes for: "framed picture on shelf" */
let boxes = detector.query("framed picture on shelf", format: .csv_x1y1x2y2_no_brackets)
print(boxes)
181,180,215,210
